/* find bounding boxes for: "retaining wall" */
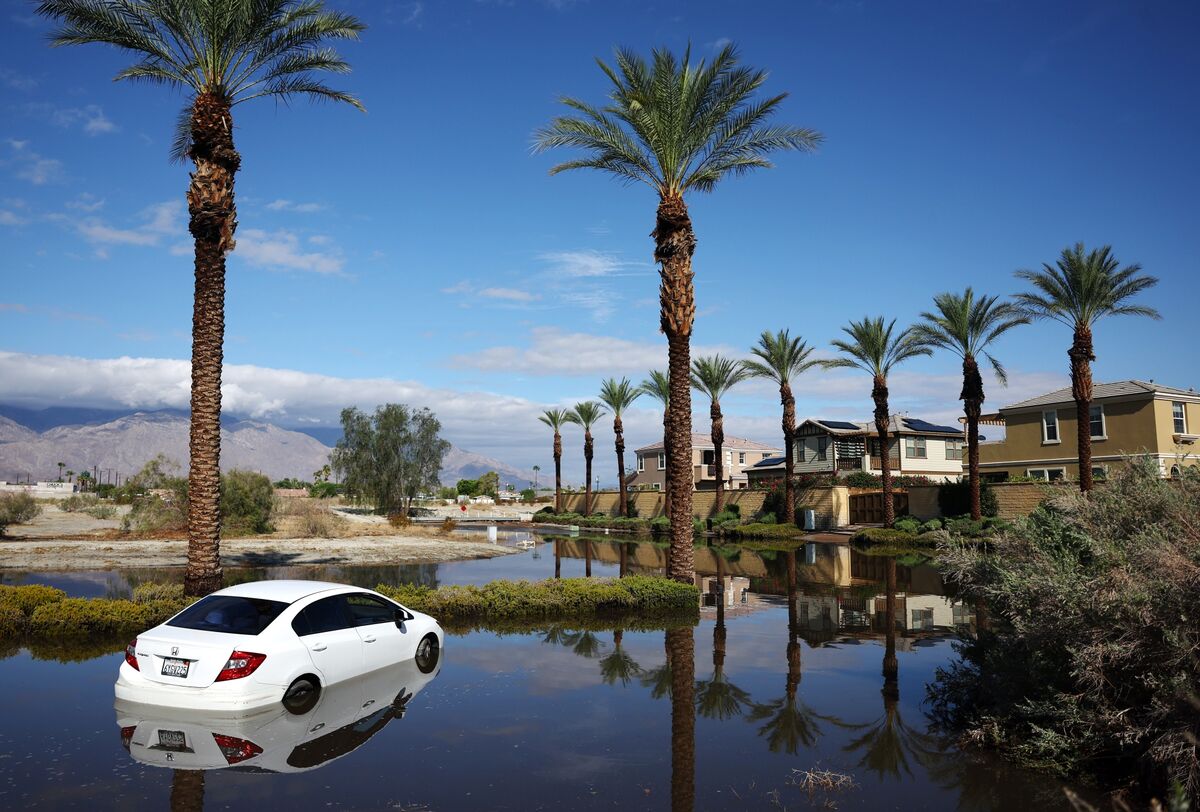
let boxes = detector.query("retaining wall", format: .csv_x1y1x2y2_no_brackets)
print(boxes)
559,486,850,528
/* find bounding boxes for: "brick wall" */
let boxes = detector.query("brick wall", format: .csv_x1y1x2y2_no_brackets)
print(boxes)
906,485,940,520
903,481,1071,520
559,486,849,527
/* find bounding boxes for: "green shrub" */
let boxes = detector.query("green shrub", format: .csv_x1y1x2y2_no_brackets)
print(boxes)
727,522,806,540
945,516,986,537
0,492,42,536
893,517,921,534
0,584,66,616
29,598,155,637
0,603,28,636
131,582,184,604
844,470,883,488
59,494,98,512
84,504,117,519
919,518,943,533
309,481,339,498
625,499,638,518
757,512,777,525
852,527,920,546
221,469,274,535
520,488,536,503
937,477,999,518
711,510,740,525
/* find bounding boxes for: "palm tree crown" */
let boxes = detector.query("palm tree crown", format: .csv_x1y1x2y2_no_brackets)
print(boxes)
1014,243,1160,328
539,408,573,433
37,0,365,159
599,377,642,416
691,355,751,402
533,44,821,197
639,370,671,409
743,330,819,386
911,289,1029,384
824,317,931,377
568,401,607,430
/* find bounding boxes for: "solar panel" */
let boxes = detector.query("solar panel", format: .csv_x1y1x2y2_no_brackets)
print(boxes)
903,418,961,434
818,420,861,431
754,456,786,467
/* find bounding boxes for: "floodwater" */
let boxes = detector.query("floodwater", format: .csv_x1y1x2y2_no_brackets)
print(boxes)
0,534,1090,810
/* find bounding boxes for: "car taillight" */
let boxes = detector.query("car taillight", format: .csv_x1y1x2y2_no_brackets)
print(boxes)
212,733,263,765
214,651,267,682
120,725,136,751
124,639,139,671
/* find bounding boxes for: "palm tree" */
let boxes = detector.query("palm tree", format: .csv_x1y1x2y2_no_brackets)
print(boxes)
1015,244,1159,492
696,556,752,720
744,331,820,525
912,289,1028,519
37,0,365,596
536,45,821,583
539,408,573,513
599,378,642,518
532,464,540,489
56,462,65,482
691,355,751,514
824,318,931,526
66,470,75,483
567,402,607,516
640,368,672,515
599,629,643,687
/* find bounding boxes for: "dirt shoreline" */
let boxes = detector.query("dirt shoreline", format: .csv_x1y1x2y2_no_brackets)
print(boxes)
0,535,518,571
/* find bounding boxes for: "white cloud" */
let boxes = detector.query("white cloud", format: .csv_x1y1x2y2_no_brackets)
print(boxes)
0,303,29,313
537,249,641,278
0,68,36,92
66,193,105,212
23,102,117,135
479,287,540,302
4,139,65,185
233,229,345,275
265,199,324,213
0,209,29,226
76,200,182,247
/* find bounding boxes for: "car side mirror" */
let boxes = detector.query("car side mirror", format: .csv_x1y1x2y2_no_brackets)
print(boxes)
395,608,415,627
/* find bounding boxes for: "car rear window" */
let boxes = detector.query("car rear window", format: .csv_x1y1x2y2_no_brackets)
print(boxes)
167,595,289,636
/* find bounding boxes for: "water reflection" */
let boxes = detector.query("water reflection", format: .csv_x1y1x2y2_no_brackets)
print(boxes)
695,555,752,721
667,625,695,812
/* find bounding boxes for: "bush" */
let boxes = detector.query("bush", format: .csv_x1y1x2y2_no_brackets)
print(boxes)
520,488,536,503
387,512,412,529
221,470,274,535
84,504,117,520
757,512,777,525
844,470,882,488
309,481,339,499
131,582,184,604
937,477,999,518
931,458,1200,801
0,492,42,535
0,584,67,615
0,603,27,636
59,494,98,512
439,516,457,534
710,510,740,526
625,499,638,519
919,518,943,533
893,517,921,534
29,598,155,636
726,522,806,540
851,527,920,546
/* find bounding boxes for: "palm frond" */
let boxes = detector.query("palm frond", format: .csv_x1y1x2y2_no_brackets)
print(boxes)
539,407,573,432
745,329,818,385
691,354,750,402
598,377,642,415
569,401,607,430
1014,243,1159,328
639,369,671,408
825,317,930,377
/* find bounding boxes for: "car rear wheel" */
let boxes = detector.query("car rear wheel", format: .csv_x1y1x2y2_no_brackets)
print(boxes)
415,633,440,674
283,675,321,715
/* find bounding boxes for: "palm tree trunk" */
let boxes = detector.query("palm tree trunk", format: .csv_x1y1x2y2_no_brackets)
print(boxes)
1070,324,1096,493
961,355,984,521
614,415,628,517
584,539,592,577
711,399,725,513
780,384,796,525
553,432,562,513
667,626,696,812
583,430,594,515
873,375,894,527
184,92,240,598
654,193,696,583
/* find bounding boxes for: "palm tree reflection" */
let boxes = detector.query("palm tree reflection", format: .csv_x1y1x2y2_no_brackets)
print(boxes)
169,769,204,812
696,555,752,720
599,629,643,686
667,625,695,812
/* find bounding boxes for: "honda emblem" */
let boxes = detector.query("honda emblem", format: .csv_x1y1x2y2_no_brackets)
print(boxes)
171,646,179,656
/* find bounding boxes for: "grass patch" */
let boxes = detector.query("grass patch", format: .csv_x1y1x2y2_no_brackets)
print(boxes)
532,511,652,532
723,522,807,540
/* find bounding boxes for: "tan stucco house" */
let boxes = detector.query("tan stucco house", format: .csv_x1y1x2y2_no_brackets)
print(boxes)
978,380,1200,482
626,433,780,492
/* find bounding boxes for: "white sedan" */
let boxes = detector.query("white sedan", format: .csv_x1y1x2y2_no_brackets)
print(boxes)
115,580,443,714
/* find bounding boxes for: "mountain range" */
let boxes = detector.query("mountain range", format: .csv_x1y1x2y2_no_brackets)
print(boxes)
0,407,536,488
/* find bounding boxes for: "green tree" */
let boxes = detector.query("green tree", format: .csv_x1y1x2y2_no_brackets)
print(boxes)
539,408,573,513
912,289,1028,519
567,401,608,515
823,318,931,526
599,377,643,518
536,44,821,583
744,330,819,525
455,479,479,497
332,404,451,515
476,471,499,498
36,0,366,596
0,493,42,537
1014,244,1159,492
639,369,673,526
691,355,751,513
220,469,274,535
56,462,65,482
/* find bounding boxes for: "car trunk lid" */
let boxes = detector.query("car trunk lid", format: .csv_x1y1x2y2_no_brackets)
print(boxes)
134,627,250,688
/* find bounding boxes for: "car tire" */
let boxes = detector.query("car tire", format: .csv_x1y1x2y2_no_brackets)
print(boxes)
283,675,321,715
415,633,440,674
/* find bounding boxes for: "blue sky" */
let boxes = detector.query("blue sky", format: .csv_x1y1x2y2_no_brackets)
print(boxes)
1,0,1197,483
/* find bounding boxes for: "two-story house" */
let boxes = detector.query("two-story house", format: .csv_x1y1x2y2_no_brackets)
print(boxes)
978,380,1200,481
626,434,781,492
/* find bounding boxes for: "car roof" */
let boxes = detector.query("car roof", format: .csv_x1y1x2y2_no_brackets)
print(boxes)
213,580,363,603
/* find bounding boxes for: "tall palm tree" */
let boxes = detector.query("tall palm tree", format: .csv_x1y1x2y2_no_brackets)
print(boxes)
691,355,751,514
37,0,365,596
744,330,819,525
640,369,672,519
1015,244,1159,492
567,401,607,516
598,377,642,518
912,289,1028,519
532,464,540,489
539,408,573,513
536,45,821,583
824,318,931,526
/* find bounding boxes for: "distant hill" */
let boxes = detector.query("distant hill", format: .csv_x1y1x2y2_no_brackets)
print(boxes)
0,408,535,488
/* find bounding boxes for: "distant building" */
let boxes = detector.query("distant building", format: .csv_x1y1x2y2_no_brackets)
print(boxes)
626,434,781,492
979,379,1200,481
0,481,77,498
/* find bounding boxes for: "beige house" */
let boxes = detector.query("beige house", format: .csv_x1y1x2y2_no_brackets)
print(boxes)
626,433,780,492
979,380,1200,481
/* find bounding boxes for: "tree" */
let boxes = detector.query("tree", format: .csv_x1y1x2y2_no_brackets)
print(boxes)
332,404,450,515
912,289,1028,519
691,355,751,513
36,0,366,597
532,464,541,489
476,471,499,499
65,470,75,483
696,555,752,719
567,401,607,515
599,377,642,518
1015,243,1159,492
823,318,931,526
536,44,821,583
539,408,573,513
639,369,673,525
744,330,819,525
56,462,65,482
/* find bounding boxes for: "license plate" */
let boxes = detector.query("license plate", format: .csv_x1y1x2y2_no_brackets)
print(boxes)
160,657,190,678
158,729,187,750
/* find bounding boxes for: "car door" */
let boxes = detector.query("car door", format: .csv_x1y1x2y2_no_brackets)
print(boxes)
345,592,415,673
294,595,363,687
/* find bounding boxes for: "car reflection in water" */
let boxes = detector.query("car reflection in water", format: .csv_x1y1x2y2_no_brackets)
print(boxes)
116,656,439,774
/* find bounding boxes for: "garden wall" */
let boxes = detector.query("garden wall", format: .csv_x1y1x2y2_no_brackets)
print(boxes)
905,481,1066,520
559,486,850,527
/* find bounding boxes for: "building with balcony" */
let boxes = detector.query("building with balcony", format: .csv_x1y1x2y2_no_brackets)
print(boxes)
625,433,781,492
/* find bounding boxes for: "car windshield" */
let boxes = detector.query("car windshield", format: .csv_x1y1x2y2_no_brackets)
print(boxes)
167,595,289,636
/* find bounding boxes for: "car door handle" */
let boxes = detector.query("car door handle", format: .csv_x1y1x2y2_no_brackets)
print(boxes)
311,642,328,652
363,634,377,643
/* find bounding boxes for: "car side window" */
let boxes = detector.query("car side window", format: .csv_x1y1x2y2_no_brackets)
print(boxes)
296,596,351,636
345,593,396,627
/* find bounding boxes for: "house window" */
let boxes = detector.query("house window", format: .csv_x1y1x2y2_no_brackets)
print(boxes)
1027,467,1066,482
1042,410,1059,443
816,436,828,461
657,452,666,470
904,436,927,459
701,449,715,465
652,482,661,490
1090,404,1106,439
1173,402,1187,434
637,455,645,472
1170,465,1181,478
738,452,746,465
1091,466,1107,481
763,452,772,460
945,439,963,460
